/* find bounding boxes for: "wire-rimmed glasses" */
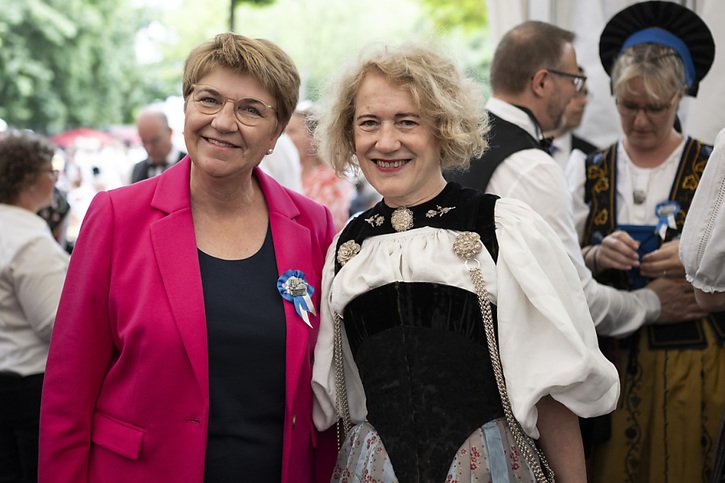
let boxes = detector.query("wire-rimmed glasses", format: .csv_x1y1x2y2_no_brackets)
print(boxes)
615,95,678,119
547,69,588,92
191,84,277,126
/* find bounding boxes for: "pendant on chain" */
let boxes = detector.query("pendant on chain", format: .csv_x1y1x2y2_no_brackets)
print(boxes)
633,190,647,205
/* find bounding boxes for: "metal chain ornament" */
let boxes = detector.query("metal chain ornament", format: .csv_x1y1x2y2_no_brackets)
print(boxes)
453,231,556,483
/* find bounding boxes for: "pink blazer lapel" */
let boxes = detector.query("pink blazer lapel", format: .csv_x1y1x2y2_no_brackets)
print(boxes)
148,157,209,402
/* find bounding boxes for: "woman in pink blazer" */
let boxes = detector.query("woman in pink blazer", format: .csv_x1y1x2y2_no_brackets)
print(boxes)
39,33,336,482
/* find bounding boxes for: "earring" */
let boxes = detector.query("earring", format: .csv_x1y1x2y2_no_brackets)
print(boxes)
266,148,274,155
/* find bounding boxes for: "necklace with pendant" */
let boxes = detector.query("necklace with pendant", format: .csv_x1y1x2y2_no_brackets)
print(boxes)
630,166,651,205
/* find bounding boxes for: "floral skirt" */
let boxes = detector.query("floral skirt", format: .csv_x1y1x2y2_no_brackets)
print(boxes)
332,418,537,483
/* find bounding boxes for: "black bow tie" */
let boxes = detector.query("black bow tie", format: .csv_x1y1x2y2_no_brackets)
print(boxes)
539,137,555,154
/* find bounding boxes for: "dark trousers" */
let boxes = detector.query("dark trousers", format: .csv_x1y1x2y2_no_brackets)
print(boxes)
0,373,43,483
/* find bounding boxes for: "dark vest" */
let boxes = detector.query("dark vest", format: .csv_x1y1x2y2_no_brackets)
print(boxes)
581,138,724,349
447,111,545,192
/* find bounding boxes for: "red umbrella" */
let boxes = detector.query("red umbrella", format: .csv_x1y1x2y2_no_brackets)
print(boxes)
51,127,115,148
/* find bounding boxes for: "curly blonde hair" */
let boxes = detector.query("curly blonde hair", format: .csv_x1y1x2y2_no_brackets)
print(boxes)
314,43,488,175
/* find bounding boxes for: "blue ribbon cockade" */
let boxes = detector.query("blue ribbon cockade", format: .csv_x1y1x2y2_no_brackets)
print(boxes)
655,200,680,241
277,270,316,328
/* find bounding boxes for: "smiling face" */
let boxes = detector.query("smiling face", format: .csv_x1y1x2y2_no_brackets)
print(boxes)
617,77,679,152
353,72,445,208
184,67,282,181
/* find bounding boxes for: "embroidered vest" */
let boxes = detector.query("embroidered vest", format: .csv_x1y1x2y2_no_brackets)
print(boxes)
582,137,723,349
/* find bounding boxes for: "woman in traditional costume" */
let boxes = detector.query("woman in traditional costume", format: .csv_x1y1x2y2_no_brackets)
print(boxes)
567,2,725,481
311,42,619,483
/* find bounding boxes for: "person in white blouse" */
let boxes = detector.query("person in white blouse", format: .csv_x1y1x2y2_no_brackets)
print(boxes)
565,2,722,482
312,42,618,483
681,127,725,312
0,130,69,482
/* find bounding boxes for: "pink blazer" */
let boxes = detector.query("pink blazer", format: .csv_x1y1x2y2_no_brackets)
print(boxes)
39,158,337,483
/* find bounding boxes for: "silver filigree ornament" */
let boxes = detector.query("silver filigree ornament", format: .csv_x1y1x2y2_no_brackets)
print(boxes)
336,240,361,266
390,207,414,232
284,277,309,297
364,214,384,227
453,231,483,261
425,205,456,218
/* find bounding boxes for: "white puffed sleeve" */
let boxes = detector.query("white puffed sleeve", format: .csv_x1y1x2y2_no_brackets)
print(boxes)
680,128,725,293
494,198,620,438
311,234,367,431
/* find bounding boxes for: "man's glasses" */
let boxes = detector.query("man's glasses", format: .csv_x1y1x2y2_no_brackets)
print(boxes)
547,69,588,92
191,84,277,127
615,95,677,119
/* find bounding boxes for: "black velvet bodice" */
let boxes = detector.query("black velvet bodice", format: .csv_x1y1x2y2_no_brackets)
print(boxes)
344,282,504,482
336,184,504,482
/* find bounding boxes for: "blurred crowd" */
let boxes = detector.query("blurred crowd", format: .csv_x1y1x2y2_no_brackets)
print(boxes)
2,2,725,482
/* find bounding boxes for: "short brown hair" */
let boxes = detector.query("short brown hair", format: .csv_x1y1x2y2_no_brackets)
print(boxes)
0,131,56,204
182,33,300,127
490,21,575,95
315,42,488,174
612,43,687,103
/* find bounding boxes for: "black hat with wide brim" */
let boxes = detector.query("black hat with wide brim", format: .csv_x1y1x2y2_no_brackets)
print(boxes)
599,0,715,96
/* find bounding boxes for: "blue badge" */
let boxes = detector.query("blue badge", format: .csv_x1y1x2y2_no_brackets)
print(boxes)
277,270,316,328
655,200,680,240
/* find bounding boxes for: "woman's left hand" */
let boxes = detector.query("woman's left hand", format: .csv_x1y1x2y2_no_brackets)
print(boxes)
640,239,685,279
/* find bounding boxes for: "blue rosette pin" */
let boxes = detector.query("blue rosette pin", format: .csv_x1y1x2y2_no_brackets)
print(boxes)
277,270,316,328
655,200,680,240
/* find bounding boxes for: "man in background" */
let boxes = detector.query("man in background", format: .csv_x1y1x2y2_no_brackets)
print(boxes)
544,66,599,170
130,109,185,183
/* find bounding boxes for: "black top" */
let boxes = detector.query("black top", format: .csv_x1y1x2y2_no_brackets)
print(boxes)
199,229,286,482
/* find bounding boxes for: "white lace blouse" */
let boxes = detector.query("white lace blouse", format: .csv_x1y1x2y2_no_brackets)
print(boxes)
681,128,725,293
312,197,619,439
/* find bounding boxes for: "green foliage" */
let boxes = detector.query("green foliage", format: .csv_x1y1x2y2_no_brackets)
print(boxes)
0,0,494,135
419,0,488,34
0,0,155,134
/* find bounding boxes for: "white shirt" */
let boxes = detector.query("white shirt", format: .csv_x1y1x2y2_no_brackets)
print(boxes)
312,198,619,438
681,128,725,293
485,98,659,337
0,204,69,375
258,133,303,193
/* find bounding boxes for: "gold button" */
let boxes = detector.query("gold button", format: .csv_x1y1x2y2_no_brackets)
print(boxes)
292,415,296,428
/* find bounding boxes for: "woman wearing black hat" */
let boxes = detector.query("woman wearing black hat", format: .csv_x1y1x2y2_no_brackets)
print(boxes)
567,2,724,482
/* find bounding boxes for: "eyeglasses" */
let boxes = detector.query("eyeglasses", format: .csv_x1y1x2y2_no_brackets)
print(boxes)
191,84,277,126
547,69,588,92
615,96,677,119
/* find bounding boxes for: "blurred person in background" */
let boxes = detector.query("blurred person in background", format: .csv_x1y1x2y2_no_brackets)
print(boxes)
286,102,354,231
544,66,598,170
258,131,303,192
130,109,186,183
567,2,723,481
39,32,336,483
0,130,69,483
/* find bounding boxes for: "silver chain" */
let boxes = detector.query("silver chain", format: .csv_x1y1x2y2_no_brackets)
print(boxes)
333,312,352,449
468,266,555,482
454,231,555,483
